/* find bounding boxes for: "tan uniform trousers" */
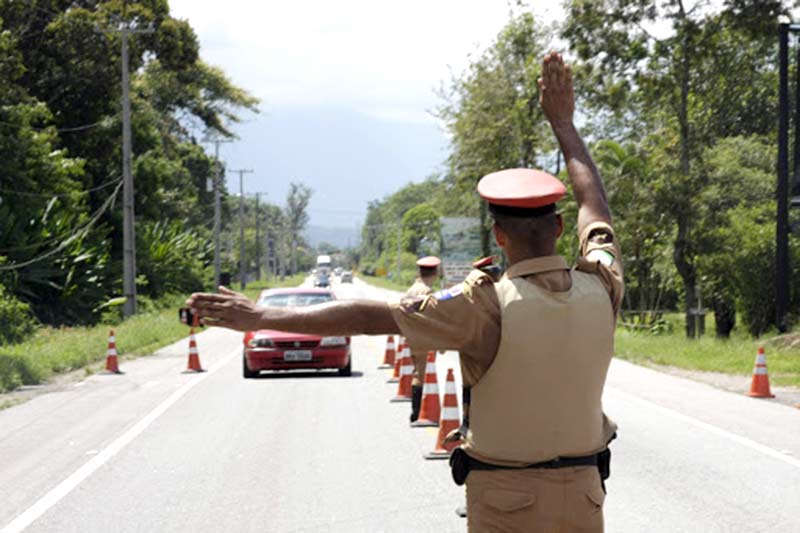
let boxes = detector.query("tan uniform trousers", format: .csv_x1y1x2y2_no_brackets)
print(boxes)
466,466,605,533
411,351,427,387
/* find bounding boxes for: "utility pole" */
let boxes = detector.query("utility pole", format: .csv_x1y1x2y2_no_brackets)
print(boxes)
202,137,232,289
99,18,154,317
777,23,791,333
231,169,254,289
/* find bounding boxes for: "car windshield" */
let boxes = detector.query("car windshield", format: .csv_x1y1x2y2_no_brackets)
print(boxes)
258,293,332,307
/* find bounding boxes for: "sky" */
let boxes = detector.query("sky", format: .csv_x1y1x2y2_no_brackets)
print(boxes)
168,1,565,231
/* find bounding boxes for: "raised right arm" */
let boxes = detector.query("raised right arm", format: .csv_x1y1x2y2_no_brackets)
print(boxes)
538,52,611,236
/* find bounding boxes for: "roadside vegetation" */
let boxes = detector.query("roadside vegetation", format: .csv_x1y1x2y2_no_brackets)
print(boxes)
615,314,800,388
0,274,307,394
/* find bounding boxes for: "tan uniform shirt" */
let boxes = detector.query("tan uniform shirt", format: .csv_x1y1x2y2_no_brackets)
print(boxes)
390,221,624,387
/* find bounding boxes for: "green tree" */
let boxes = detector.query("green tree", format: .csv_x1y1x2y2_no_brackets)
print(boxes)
562,0,788,336
285,183,312,275
402,204,441,256
438,10,555,254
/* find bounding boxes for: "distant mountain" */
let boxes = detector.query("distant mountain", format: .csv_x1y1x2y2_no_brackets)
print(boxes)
304,225,360,250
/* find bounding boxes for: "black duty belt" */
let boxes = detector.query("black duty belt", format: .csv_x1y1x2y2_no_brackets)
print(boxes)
450,447,611,491
467,453,598,472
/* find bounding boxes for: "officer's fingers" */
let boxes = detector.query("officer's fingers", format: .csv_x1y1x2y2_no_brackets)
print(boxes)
189,292,232,305
218,286,246,298
564,64,573,84
205,317,234,329
192,300,232,313
554,57,565,86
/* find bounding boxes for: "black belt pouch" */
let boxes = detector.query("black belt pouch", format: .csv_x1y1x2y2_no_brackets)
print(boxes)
449,447,470,486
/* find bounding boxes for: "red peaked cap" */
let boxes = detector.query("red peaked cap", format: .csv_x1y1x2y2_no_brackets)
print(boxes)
472,256,495,269
416,256,441,268
477,168,566,208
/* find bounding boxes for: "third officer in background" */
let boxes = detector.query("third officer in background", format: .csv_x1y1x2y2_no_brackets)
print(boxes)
405,256,441,424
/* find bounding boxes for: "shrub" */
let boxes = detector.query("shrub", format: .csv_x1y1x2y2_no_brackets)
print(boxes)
0,284,38,345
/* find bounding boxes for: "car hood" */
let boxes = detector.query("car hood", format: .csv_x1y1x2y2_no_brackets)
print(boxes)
244,330,322,342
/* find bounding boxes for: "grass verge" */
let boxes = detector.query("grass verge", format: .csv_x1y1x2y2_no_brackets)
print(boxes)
0,274,307,394
615,320,800,388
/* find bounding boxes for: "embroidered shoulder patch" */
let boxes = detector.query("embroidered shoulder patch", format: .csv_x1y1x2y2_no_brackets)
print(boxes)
586,249,615,267
433,285,463,302
400,296,425,313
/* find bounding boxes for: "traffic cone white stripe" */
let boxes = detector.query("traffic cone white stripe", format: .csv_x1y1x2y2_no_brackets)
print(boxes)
423,382,438,394
441,407,460,419
107,348,117,356
755,367,768,375
109,336,115,343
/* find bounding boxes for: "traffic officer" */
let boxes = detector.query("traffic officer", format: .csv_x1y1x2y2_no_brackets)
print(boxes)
405,256,441,423
187,51,622,532
471,255,502,282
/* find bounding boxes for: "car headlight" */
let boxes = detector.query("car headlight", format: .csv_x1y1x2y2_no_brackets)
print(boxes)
248,337,274,348
319,336,347,347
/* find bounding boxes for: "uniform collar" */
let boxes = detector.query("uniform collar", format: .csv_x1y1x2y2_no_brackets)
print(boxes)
504,255,569,279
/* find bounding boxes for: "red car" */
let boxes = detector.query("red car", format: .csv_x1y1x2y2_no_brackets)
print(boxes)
242,288,352,378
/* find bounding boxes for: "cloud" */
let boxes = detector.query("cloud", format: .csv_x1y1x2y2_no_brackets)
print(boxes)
169,0,520,119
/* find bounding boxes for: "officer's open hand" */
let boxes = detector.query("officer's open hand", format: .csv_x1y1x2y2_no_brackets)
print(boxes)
538,51,575,128
186,286,264,332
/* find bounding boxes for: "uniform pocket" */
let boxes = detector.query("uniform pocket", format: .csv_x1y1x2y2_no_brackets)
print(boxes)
586,486,605,510
482,488,536,513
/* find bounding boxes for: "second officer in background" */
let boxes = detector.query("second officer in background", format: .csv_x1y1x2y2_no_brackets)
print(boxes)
405,256,441,423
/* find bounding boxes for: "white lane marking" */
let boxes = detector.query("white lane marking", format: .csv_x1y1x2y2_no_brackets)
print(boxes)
607,386,800,469
1,349,239,533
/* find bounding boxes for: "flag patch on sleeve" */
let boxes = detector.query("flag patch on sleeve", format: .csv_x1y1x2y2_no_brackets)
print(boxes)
586,249,615,266
434,285,462,302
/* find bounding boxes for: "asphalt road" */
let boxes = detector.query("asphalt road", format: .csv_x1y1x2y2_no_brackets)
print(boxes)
1,277,799,532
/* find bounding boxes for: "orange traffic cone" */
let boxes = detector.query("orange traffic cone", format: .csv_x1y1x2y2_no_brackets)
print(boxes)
425,368,460,460
748,347,774,398
411,352,440,427
378,335,396,369
390,349,414,402
184,329,205,373
388,338,404,383
104,329,122,374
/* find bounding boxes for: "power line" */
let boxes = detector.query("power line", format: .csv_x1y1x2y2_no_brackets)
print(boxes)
0,177,121,198
0,180,123,269
0,115,118,133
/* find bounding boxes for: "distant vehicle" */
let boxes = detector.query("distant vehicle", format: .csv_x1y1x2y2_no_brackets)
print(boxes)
334,267,343,276
316,255,332,275
340,271,353,283
314,272,330,287
243,288,351,378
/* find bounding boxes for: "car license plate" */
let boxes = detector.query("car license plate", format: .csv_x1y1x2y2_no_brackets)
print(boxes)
283,350,312,362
